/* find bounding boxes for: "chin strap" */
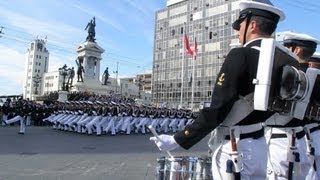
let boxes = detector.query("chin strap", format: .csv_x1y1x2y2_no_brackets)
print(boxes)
242,14,252,45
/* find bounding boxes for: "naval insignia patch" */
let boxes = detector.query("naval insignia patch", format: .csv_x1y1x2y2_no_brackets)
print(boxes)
217,73,225,86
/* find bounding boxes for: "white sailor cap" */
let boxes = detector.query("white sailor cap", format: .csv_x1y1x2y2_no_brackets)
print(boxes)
232,0,285,30
95,101,102,105
87,101,93,105
310,52,320,63
283,31,320,49
111,101,117,105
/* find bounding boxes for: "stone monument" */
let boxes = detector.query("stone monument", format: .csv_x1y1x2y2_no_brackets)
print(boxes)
71,17,116,95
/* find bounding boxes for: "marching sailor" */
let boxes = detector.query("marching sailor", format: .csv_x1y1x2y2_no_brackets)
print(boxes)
150,0,285,179
264,31,319,180
307,52,320,179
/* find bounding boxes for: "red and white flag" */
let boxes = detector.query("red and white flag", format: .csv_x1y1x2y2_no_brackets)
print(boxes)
184,34,194,56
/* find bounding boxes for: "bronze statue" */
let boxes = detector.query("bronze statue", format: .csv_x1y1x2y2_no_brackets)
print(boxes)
85,17,96,42
103,67,110,85
67,67,75,86
75,59,85,82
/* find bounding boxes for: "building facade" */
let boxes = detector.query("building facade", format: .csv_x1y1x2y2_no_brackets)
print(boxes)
153,0,245,109
42,71,63,95
23,39,49,100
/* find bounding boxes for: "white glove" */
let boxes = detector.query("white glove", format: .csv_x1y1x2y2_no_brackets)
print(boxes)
150,134,179,152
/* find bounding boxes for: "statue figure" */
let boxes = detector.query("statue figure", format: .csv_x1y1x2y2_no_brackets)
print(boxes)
75,59,85,82
103,67,110,85
85,17,96,42
67,67,75,86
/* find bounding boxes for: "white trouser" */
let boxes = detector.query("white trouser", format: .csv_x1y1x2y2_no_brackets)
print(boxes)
96,116,110,135
309,128,320,179
177,118,186,131
2,115,8,125
85,116,101,134
68,115,84,131
168,118,179,132
26,116,31,126
265,127,309,180
114,116,124,133
105,116,117,135
120,116,133,134
213,136,268,180
5,115,25,134
136,117,149,134
129,117,139,132
159,118,171,133
149,118,158,130
78,116,93,133
43,114,55,122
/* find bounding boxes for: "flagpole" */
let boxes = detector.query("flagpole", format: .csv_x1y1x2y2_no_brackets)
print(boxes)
180,23,186,108
191,33,196,110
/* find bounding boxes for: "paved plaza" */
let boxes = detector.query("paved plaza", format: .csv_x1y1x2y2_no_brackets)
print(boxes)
0,126,210,180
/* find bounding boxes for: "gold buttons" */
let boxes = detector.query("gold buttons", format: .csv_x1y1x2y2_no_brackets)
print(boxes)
184,130,190,136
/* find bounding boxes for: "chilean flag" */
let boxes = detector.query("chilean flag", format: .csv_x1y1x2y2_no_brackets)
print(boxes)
184,34,194,56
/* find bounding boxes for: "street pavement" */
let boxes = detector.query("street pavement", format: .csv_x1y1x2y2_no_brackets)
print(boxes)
0,126,210,180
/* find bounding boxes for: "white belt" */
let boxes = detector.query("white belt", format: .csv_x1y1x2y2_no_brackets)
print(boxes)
304,123,319,130
230,123,263,137
209,122,263,151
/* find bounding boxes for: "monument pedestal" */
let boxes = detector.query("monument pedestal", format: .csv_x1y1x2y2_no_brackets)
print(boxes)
71,40,119,95
58,91,68,102
72,81,116,95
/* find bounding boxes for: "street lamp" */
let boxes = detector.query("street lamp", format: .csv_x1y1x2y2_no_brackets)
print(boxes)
33,74,42,95
58,64,70,91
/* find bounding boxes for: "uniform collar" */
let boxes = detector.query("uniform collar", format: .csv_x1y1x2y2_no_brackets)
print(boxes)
243,38,265,48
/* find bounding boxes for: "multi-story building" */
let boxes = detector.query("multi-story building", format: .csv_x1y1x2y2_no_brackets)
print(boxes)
42,71,62,95
23,38,49,100
137,73,152,93
152,0,270,109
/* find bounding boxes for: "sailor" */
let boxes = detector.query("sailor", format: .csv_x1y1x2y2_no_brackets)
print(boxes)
309,52,320,68
150,0,285,179
85,101,103,135
104,101,119,135
96,102,110,136
307,52,320,179
4,98,26,134
265,31,319,179
119,103,134,134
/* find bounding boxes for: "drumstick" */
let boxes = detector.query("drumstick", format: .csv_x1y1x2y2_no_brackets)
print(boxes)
148,125,173,158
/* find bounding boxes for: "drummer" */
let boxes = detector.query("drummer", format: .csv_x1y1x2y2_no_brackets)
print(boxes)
150,0,285,179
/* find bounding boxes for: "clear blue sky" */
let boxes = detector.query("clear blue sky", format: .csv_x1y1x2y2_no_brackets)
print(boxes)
0,0,319,96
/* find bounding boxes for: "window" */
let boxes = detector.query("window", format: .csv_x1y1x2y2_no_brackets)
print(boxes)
171,29,175,36
37,43,43,51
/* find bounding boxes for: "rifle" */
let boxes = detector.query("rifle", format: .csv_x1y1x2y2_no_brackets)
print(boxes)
287,129,300,180
304,127,316,171
230,129,241,180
